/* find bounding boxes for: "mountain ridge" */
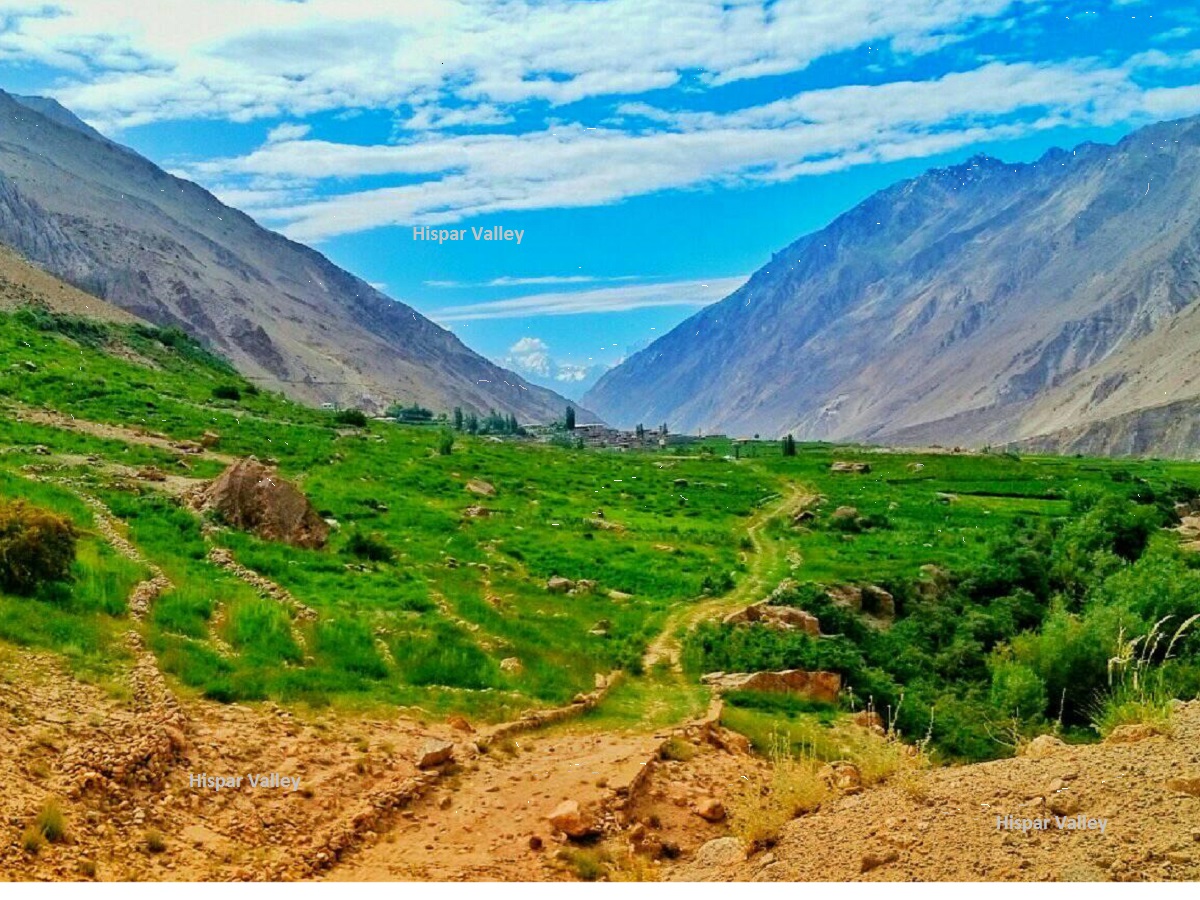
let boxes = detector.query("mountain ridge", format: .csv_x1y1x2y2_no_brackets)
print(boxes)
584,114,1200,455
0,90,590,422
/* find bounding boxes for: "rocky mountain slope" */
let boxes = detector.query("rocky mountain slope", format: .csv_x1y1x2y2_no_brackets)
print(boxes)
0,91,583,421
585,117,1200,455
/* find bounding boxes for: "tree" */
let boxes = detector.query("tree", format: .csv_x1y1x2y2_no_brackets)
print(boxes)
437,428,455,455
781,434,797,456
464,412,479,435
565,405,576,430
452,407,464,432
635,423,645,440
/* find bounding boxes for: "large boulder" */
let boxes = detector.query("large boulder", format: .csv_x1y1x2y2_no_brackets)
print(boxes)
1020,734,1067,759
416,739,455,769
826,583,894,620
195,458,329,549
701,670,841,703
547,800,597,838
722,602,820,635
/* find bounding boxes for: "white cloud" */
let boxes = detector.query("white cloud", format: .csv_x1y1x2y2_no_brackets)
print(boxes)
554,364,591,383
184,56,1198,241
9,4,1200,243
267,122,311,143
5,0,1045,131
425,274,641,288
503,336,604,387
437,276,747,321
506,336,551,376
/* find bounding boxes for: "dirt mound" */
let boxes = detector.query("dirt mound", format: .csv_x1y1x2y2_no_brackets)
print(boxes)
673,701,1200,882
196,458,329,549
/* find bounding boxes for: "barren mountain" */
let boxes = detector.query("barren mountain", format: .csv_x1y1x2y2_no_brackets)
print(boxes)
0,90,584,421
585,116,1200,455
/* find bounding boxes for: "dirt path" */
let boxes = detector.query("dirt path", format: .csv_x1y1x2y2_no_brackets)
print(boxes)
326,729,668,881
10,406,236,464
642,483,814,672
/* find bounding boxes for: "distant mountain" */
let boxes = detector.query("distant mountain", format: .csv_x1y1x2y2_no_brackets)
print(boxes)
0,90,588,422
585,117,1200,455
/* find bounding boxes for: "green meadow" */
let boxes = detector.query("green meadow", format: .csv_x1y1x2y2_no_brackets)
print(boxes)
3,307,1200,759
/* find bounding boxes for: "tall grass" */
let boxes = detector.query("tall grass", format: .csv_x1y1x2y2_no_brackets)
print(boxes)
1092,614,1199,737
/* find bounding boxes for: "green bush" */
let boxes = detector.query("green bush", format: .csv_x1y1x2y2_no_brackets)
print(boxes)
0,500,78,595
334,408,368,427
988,659,1048,721
345,529,393,562
212,384,242,401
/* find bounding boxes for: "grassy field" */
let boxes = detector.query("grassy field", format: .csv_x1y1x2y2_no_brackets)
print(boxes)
3,306,1200,758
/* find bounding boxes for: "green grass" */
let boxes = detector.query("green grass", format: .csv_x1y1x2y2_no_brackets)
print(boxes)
0,472,143,682
2,307,1200,746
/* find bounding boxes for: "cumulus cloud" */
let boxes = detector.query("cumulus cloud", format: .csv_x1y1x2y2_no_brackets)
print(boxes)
502,335,601,386
506,336,552,376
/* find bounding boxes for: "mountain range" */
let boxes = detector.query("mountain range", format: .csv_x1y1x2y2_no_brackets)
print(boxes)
585,116,1200,456
0,90,585,423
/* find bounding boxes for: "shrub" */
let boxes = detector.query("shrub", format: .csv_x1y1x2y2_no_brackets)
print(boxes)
556,847,610,881
21,826,43,855
989,660,1048,722
34,797,67,843
212,384,242,401
145,828,167,853
345,530,393,562
728,730,827,849
334,408,368,427
436,428,455,456
0,500,78,595
659,736,697,762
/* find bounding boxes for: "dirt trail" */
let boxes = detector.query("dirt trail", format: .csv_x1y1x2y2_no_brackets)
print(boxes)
326,729,668,881
11,406,236,465
642,483,814,671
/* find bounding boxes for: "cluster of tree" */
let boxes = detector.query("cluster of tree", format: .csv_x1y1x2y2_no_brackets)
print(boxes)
387,404,435,424
683,483,1200,761
452,407,525,436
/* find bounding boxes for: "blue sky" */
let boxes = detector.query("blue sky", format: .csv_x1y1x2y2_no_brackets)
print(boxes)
4,1,1200,398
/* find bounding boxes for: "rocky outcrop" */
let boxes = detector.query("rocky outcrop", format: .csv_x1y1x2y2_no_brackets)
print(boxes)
700,670,841,703
826,583,895,619
722,602,820,635
195,458,329,549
